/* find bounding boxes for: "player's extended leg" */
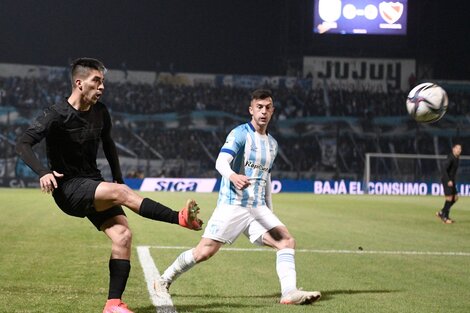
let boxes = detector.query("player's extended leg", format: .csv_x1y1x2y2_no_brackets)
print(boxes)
263,226,321,305
101,215,134,313
157,238,223,293
94,182,202,230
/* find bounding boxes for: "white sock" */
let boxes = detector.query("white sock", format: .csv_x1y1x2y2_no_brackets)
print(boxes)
161,249,196,282
276,248,297,296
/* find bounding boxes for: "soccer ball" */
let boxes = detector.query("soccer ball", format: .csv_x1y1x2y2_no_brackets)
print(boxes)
406,82,448,123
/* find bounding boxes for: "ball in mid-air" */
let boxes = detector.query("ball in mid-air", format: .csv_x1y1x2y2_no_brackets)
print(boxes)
406,82,448,123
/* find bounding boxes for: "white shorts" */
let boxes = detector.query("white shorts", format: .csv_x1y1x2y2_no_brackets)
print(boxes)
202,204,284,245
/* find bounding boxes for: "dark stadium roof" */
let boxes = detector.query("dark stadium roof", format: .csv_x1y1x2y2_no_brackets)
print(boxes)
0,0,469,79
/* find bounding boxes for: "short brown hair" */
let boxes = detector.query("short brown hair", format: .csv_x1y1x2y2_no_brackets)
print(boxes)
251,89,273,101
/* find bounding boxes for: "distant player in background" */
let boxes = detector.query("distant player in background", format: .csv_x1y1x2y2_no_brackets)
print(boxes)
436,143,462,224
16,57,203,313
157,89,321,305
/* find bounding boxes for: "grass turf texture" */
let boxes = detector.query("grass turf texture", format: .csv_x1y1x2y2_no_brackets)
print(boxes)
1,188,470,312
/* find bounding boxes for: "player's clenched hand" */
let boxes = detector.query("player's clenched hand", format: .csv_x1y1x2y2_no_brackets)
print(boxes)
448,181,453,187
229,174,251,190
40,171,64,194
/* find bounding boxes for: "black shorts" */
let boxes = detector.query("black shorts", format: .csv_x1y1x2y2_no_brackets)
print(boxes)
442,180,458,196
52,177,126,230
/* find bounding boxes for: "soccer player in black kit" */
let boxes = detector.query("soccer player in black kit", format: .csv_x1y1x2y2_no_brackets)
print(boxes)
436,143,462,224
16,58,203,313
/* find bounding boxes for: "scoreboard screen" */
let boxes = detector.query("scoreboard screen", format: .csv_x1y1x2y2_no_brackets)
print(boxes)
313,0,407,35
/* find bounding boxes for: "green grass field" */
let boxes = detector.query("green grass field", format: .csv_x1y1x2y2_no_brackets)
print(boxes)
1,188,470,313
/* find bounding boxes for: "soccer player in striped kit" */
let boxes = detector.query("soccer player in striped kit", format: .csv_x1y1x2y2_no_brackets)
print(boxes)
157,89,321,305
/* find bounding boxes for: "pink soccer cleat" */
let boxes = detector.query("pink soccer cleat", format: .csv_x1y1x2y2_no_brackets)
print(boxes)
103,299,134,313
178,199,203,230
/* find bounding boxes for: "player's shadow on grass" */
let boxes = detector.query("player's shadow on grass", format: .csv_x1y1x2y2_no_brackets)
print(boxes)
172,302,266,312
172,292,279,299
133,302,265,313
320,289,399,301
132,290,399,312
131,294,277,313
133,305,164,313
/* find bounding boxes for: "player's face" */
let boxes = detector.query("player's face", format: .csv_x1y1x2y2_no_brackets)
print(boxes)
78,69,105,105
453,145,462,157
249,97,274,128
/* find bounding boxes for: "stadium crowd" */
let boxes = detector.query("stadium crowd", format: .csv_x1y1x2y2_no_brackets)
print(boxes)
1,75,469,180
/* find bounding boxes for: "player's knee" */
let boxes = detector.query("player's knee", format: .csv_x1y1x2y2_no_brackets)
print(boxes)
194,247,217,262
112,184,133,205
268,235,295,250
114,227,132,249
282,236,296,249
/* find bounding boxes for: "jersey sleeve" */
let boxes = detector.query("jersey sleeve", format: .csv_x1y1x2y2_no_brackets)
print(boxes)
220,126,245,157
15,108,55,177
100,106,124,183
215,151,235,179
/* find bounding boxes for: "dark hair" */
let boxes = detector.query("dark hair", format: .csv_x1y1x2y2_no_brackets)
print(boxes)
70,57,106,86
251,89,273,101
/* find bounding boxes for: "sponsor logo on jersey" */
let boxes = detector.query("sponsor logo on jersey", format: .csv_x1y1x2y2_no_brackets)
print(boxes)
245,160,270,172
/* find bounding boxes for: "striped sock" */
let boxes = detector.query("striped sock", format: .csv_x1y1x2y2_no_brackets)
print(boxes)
276,248,297,296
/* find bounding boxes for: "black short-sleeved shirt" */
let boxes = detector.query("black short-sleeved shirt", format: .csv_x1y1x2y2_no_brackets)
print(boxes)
17,100,122,182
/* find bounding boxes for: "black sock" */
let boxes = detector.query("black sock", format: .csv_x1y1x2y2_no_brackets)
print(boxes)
441,201,453,219
139,198,179,224
108,259,131,300
448,200,456,218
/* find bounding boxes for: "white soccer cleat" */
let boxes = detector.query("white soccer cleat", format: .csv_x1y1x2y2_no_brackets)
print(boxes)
154,277,171,294
280,289,321,305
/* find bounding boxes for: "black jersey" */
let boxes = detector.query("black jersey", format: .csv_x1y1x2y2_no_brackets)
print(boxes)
16,100,123,182
441,152,459,184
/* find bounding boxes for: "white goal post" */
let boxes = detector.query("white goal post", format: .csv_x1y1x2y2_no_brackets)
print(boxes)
364,153,470,194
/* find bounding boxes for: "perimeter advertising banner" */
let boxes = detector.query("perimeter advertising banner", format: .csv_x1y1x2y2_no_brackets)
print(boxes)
126,178,470,196
139,178,218,192
312,180,470,196
303,56,415,91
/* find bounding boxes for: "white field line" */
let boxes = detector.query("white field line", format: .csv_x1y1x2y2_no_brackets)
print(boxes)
145,245,470,257
136,246,177,313
137,245,470,311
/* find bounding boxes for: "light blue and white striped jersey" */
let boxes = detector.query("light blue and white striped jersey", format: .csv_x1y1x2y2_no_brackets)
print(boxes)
217,122,278,207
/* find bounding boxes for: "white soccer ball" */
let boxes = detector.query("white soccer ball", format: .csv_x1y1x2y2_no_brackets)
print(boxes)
406,82,448,123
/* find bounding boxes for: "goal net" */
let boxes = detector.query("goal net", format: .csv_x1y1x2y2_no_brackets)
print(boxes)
364,153,470,188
